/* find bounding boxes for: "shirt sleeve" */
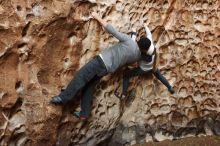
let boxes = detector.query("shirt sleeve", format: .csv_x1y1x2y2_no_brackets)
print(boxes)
144,26,153,42
144,26,155,55
104,24,130,42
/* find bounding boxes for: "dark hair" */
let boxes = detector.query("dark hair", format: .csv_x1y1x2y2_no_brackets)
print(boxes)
137,37,151,53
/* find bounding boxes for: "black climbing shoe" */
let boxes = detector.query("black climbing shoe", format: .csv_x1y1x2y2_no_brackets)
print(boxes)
73,112,88,121
50,96,63,105
168,87,175,94
114,91,126,99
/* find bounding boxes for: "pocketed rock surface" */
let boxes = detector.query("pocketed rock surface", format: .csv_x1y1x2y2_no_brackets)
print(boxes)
132,136,220,146
0,0,219,146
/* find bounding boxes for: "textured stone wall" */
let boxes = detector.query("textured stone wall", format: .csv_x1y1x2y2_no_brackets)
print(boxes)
0,0,220,146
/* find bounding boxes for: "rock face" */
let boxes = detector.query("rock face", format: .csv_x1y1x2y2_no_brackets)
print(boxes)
0,0,220,146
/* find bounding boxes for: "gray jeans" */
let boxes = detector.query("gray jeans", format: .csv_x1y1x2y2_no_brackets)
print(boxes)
59,56,107,117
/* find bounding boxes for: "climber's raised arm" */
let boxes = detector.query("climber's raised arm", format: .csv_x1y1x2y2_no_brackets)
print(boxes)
144,24,155,55
91,12,130,42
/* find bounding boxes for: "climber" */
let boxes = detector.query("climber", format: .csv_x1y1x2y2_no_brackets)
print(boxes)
115,24,175,99
50,12,151,120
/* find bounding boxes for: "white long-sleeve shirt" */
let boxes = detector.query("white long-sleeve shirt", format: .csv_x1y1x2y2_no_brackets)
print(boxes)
144,26,155,56
130,26,155,71
138,26,156,71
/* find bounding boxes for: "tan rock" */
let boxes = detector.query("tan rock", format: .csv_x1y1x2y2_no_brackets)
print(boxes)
0,0,219,145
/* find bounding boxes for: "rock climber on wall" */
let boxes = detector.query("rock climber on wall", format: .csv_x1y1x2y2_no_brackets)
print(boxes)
50,12,156,120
